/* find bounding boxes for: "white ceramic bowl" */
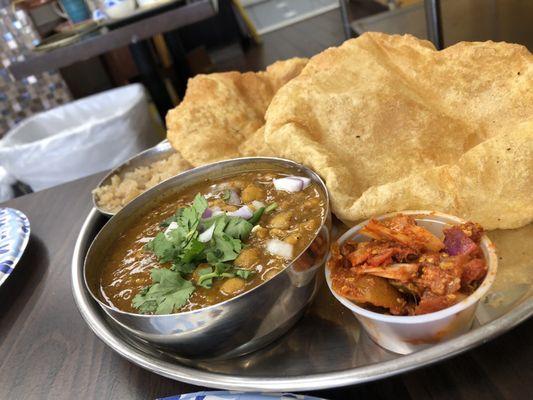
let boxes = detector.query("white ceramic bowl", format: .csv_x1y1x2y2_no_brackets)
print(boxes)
136,0,173,9
103,0,136,19
325,210,498,354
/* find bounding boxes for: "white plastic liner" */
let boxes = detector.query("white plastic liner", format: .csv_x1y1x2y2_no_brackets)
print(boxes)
0,84,160,191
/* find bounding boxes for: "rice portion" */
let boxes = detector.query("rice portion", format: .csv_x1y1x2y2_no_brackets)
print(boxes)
93,152,191,213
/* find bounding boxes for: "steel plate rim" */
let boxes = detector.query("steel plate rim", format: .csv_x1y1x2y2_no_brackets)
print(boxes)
72,208,533,392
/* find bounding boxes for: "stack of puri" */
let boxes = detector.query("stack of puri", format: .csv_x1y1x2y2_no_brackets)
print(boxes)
167,32,533,231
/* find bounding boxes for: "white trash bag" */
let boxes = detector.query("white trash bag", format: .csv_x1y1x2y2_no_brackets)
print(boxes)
0,166,16,202
0,84,161,192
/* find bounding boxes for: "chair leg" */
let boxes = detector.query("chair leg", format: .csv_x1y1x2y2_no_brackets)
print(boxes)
339,0,354,40
129,40,173,122
424,0,444,49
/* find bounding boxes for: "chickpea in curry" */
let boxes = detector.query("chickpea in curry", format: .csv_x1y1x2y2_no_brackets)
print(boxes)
98,171,326,314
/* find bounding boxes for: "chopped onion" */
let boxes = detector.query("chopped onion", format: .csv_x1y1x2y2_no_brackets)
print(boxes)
273,177,304,193
164,221,178,239
216,183,231,190
273,176,312,192
290,176,311,189
227,205,253,219
211,206,224,217
251,200,265,210
228,189,241,205
266,239,293,259
202,208,212,219
198,223,216,243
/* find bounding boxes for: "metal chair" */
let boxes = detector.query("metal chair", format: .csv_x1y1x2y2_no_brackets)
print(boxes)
339,0,443,49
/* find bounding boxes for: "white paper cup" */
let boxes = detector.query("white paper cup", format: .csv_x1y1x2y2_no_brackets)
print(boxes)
325,211,498,354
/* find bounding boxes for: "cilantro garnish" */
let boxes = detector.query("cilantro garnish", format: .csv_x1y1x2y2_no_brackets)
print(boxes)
248,207,265,225
133,193,261,314
225,217,254,240
160,213,178,228
131,268,195,315
235,269,253,279
265,202,278,213
197,264,254,288
222,189,231,201
197,263,234,287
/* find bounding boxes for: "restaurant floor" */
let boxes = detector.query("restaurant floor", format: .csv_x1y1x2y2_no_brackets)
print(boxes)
210,1,387,73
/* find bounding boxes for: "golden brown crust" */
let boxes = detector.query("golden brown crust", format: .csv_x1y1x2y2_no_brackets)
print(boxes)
166,58,308,166
164,33,533,230
348,120,533,229
263,32,533,229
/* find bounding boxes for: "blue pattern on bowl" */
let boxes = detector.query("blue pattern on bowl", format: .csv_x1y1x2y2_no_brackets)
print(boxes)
103,0,128,7
0,208,30,287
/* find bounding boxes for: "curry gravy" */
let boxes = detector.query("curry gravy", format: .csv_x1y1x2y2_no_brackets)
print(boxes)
98,171,326,314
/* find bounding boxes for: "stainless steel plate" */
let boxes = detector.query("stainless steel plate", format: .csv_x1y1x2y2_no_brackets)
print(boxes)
72,208,532,391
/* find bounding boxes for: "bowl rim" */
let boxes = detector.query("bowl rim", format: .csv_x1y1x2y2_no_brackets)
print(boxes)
325,210,498,324
84,156,331,318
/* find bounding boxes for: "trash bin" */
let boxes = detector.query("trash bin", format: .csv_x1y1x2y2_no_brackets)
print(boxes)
0,84,162,193
0,166,16,202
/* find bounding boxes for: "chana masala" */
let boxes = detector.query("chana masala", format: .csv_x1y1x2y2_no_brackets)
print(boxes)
97,171,326,315
328,215,488,316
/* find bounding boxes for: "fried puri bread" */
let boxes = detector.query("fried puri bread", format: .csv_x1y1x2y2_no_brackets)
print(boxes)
166,58,308,166
264,33,533,229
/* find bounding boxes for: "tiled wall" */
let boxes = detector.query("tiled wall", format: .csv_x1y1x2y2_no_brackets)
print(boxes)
0,6,71,138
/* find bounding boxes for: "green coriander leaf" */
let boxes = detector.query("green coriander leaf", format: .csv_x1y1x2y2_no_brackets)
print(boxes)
248,207,265,225
198,280,213,289
213,214,229,234
225,217,253,240
197,266,215,288
198,214,228,240
165,223,185,242
210,235,242,262
143,192,254,300
265,202,278,213
146,193,208,265
146,232,180,263
235,269,253,280
214,262,232,275
222,189,231,201
132,287,158,313
208,216,250,256
192,193,208,215
197,263,236,287
132,268,195,315
172,262,196,274
180,237,205,263
159,209,182,227
179,207,200,240
156,285,195,314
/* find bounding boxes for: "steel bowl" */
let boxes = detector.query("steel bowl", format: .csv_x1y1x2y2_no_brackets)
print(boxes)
84,157,331,359
92,139,176,216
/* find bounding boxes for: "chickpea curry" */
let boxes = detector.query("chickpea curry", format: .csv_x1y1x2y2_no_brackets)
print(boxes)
97,171,326,314
328,215,488,316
